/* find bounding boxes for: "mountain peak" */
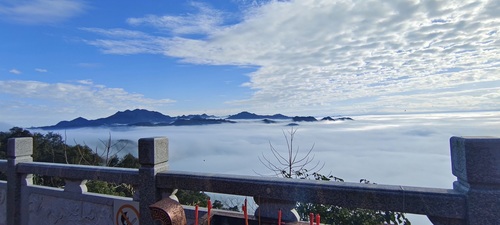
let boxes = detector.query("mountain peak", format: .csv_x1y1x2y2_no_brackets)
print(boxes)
227,111,290,120
98,109,172,125
40,109,174,129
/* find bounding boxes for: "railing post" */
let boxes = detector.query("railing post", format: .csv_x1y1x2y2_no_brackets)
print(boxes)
137,137,169,225
7,137,33,225
450,136,500,225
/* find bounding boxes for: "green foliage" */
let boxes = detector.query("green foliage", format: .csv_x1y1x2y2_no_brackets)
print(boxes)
176,190,240,212
116,153,140,168
0,127,138,197
177,190,210,206
212,199,224,209
297,202,410,225
223,204,240,212
261,128,411,225
86,180,135,197
87,180,125,196
212,200,240,211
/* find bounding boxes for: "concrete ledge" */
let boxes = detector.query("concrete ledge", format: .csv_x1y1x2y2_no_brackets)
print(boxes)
17,162,139,185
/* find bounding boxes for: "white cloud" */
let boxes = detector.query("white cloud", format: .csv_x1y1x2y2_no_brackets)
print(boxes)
81,28,167,55
76,79,93,85
9,69,21,74
76,62,100,68
0,80,176,126
35,68,47,73
82,0,500,114
0,0,87,24
79,28,152,39
126,2,224,35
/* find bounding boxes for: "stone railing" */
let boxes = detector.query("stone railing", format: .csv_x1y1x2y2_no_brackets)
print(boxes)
0,136,499,225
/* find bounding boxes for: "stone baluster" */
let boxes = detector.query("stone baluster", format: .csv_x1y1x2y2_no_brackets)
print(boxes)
253,196,299,222
64,179,88,193
137,137,169,225
448,136,500,225
7,137,33,225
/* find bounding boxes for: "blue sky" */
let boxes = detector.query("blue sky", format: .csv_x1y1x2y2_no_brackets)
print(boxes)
1,0,499,127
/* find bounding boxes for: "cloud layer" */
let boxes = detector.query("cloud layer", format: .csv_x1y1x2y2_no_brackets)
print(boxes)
83,0,500,115
27,111,500,225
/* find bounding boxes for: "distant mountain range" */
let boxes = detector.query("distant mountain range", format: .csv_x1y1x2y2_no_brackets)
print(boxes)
37,109,352,130
227,111,289,120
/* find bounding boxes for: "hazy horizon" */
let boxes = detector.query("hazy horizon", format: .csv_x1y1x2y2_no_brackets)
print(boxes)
3,108,500,129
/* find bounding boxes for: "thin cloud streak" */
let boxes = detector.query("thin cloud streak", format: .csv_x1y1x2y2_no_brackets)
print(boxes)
126,2,225,35
82,0,500,115
35,68,47,73
0,0,87,24
81,27,167,55
9,69,21,74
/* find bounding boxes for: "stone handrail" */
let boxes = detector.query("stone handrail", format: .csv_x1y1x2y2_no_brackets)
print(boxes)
157,170,466,219
3,136,500,225
16,161,139,186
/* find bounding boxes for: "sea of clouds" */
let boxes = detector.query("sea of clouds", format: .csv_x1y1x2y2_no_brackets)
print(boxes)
27,111,500,224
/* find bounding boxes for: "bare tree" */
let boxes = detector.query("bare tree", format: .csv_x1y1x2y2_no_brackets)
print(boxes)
95,132,129,166
258,127,323,178
258,127,411,225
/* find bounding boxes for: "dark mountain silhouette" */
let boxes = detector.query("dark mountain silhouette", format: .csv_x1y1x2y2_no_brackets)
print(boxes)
51,117,93,128
292,116,317,122
37,109,353,129
171,116,236,126
227,111,290,120
39,109,175,129
95,109,174,125
321,116,354,121
321,116,336,121
262,119,277,124
336,117,354,121
177,114,214,120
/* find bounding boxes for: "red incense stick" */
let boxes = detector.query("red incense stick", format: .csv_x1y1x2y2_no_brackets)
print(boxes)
207,199,212,225
244,198,249,225
278,209,282,225
195,204,199,225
